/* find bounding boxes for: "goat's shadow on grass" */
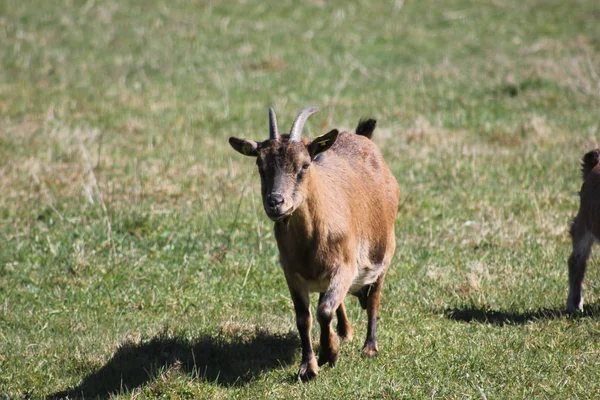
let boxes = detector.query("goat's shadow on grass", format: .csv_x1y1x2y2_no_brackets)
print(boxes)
445,301,600,326
48,327,299,399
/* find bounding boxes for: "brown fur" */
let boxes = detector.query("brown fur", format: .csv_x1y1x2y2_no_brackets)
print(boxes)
229,111,399,381
567,149,600,313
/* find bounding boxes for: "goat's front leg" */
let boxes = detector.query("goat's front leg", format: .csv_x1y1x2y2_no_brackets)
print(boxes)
290,289,318,381
567,216,594,314
317,269,353,367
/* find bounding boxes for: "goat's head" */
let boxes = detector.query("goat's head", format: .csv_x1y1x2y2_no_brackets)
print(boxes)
229,107,339,221
581,148,600,181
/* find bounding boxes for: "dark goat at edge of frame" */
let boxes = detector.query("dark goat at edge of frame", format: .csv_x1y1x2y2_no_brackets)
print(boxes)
567,148,600,314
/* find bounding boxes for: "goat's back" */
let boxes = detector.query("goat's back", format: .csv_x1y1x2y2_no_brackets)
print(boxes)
578,152,600,238
314,131,399,243
318,131,398,195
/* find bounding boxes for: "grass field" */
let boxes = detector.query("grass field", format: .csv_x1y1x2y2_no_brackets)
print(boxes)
2,0,600,398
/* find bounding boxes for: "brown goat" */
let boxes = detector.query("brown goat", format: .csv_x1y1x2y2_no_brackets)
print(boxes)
567,149,600,314
229,107,399,381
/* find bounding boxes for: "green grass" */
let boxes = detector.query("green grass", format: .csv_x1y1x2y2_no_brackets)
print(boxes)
2,0,600,398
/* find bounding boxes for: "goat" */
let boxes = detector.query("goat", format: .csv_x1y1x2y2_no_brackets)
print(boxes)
229,107,399,381
567,148,600,314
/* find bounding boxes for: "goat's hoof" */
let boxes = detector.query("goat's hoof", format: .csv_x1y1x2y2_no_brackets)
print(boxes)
297,359,318,382
318,349,339,367
362,342,379,358
567,296,583,315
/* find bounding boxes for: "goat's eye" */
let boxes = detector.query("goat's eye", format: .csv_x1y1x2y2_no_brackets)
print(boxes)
297,163,310,180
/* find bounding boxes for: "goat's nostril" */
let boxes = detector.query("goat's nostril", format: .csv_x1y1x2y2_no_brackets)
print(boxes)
267,193,284,208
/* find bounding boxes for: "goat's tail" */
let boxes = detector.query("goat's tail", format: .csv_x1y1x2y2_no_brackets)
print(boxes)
355,119,376,139
581,149,600,181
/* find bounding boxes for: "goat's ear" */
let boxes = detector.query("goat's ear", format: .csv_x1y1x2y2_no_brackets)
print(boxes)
229,137,259,157
308,129,339,159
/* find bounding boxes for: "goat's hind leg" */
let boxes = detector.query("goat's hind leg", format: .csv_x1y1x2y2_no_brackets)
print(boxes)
336,301,353,342
362,275,385,358
353,285,369,310
567,216,594,314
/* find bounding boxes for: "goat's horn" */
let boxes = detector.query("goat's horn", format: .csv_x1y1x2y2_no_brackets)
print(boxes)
289,107,320,142
269,107,279,140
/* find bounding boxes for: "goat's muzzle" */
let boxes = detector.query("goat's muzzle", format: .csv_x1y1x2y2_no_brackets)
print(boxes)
265,192,292,221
